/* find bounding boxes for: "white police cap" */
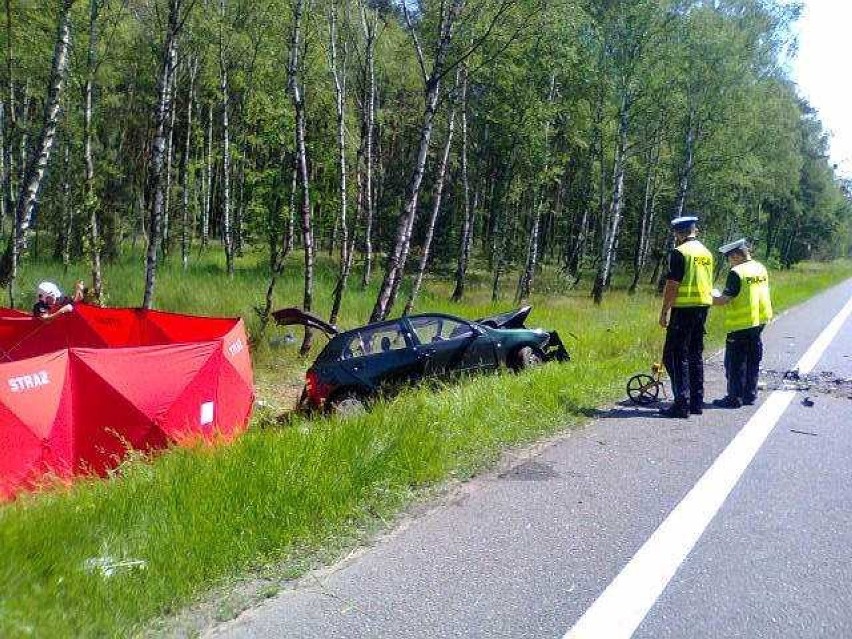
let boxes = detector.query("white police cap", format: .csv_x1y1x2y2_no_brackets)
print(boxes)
670,215,698,230
718,238,749,255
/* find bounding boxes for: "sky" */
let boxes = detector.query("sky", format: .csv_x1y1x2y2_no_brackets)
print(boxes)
792,0,852,178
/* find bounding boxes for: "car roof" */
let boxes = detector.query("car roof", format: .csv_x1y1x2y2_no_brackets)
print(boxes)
331,312,470,341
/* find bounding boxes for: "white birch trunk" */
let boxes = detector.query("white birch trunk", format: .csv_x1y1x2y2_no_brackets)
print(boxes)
286,159,295,253
61,141,71,268
358,0,376,288
2,0,12,238
163,63,177,256
629,128,662,294
403,97,458,316
0,0,74,289
219,0,233,275
370,0,465,322
84,0,103,302
288,0,315,355
142,0,180,308
202,100,212,248
451,66,472,302
0,101,6,235
673,106,696,219
328,0,351,326
517,195,543,302
181,57,197,270
592,92,629,304
517,74,556,301
17,81,28,188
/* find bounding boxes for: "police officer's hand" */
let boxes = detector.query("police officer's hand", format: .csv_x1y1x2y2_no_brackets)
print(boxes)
659,311,668,328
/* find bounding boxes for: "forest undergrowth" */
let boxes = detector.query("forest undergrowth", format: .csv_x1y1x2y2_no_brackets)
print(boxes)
1,253,851,638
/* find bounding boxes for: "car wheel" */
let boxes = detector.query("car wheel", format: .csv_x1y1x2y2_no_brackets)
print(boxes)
328,391,367,416
511,346,544,372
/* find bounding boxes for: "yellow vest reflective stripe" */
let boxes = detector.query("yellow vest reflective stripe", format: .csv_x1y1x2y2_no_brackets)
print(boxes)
673,241,713,307
725,260,773,332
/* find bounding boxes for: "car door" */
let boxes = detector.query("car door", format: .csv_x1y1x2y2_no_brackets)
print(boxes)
407,315,497,378
338,321,421,393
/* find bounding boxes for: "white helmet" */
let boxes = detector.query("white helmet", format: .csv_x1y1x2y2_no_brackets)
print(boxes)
37,281,62,300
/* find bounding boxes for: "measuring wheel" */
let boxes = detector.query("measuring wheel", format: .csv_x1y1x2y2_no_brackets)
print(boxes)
626,373,660,405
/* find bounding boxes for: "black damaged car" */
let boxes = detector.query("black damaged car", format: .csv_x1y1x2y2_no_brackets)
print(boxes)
273,306,569,414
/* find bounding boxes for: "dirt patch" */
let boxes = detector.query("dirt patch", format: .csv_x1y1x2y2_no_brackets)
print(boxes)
252,367,304,418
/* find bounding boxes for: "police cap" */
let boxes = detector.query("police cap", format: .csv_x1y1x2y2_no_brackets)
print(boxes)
718,238,749,255
670,215,698,231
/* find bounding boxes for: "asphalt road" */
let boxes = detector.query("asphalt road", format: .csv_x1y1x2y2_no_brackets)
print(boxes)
208,278,852,639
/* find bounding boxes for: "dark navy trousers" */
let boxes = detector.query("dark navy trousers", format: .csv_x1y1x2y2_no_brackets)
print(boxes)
663,307,709,409
724,325,764,402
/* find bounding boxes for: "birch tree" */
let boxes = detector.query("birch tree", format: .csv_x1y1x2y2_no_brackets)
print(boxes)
328,0,351,327
180,56,197,271
201,101,212,248
590,0,668,304
517,72,557,302
219,0,234,276
450,64,471,302
369,0,466,322
0,101,6,236
82,0,106,302
0,0,75,292
628,125,663,293
357,0,376,288
4,0,15,224
162,62,177,256
404,76,460,316
287,0,315,355
142,0,182,308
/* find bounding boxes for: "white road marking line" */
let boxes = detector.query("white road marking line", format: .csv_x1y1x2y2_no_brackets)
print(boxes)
563,290,852,639
794,294,852,375
562,391,795,639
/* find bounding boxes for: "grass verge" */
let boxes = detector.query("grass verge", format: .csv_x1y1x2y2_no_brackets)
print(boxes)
1,259,850,637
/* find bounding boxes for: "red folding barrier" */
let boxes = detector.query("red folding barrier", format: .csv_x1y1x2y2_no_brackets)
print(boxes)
0,305,254,500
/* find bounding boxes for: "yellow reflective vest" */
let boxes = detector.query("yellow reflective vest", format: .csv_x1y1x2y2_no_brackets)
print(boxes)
673,240,713,307
725,260,773,332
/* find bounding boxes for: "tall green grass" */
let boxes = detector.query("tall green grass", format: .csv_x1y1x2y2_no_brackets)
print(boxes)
2,253,850,638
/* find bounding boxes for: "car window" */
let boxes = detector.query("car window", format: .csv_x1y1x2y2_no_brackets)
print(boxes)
409,316,473,344
342,324,407,359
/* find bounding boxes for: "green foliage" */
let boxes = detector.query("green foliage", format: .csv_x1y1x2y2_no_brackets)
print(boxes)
0,0,852,292
1,0,848,303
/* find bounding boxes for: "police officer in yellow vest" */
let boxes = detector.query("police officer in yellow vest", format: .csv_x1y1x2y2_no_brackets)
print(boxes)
659,215,714,418
711,238,773,408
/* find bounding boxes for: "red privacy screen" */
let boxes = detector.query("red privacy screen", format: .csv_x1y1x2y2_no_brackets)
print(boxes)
0,305,254,500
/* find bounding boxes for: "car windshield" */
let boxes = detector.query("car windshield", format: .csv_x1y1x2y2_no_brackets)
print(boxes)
409,316,473,344
341,323,407,359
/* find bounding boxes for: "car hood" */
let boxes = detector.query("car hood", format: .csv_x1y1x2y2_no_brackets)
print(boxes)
488,326,549,341
271,307,338,337
476,305,532,329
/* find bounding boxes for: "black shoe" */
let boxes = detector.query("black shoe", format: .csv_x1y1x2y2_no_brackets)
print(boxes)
712,396,742,409
659,405,689,419
742,396,756,406
690,405,704,415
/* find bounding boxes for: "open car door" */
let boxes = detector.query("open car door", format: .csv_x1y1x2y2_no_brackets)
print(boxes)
271,307,338,338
